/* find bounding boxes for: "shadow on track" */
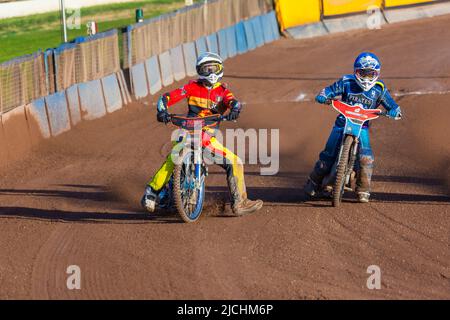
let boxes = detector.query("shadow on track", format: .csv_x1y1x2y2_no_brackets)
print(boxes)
371,192,449,204
0,206,182,224
0,188,111,201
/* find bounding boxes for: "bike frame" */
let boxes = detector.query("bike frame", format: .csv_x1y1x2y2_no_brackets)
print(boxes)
170,114,224,183
331,100,382,139
331,100,382,186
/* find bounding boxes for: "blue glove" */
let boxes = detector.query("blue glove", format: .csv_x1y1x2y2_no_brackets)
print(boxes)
227,100,241,121
157,110,170,124
315,95,328,104
387,107,402,119
227,110,240,121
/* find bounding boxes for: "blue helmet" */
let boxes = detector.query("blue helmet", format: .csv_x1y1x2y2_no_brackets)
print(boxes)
354,52,381,91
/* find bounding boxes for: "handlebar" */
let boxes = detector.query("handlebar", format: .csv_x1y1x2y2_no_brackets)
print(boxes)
373,110,402,120
325,99,402,120
167,114,229,130
168,114,228,121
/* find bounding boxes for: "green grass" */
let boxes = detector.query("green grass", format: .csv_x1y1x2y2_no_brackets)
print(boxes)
0,0,193,63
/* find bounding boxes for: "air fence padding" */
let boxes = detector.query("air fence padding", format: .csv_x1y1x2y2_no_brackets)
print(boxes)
0,0,274,116
123,0,271,68
0,29,120,114
54,29,120,92
0,52,47,113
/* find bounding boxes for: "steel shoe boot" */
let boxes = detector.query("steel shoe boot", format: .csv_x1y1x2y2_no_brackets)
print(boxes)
141,186,158,213
357,192,370,203
232,199,263,216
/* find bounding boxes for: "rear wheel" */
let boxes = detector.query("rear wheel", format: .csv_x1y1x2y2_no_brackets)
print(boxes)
173,152,205,223
332,135,354,207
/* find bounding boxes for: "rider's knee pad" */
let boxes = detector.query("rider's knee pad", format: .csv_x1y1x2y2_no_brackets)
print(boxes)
359,155,374,168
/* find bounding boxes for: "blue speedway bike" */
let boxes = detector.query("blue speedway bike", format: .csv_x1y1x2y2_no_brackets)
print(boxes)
323,99,400,207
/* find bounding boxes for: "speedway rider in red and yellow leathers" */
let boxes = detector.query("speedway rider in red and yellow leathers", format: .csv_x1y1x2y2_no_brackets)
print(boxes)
141,52,263,216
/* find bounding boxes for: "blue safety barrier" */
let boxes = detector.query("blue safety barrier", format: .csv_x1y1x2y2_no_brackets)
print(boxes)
145,56,162,95
195,36,208,56
102,74,123,113
65,84,81,126
225,25,237,58
45,91,71,137
261,13,275,43
170,45,186,81
217,29,228,60
235,22,248,55
206,33,219,54
130,63,149,99
251,16,264,47
267,11,280,41
78,79,107,120
183,42,197,77
243,20,257,51
26,97,51,142
159,51,174,87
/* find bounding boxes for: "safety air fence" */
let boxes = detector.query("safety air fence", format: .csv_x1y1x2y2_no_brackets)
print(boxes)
123,0,279,98
276,0,450,39
1,0,449,166
0,0,280,166
0,28,131,166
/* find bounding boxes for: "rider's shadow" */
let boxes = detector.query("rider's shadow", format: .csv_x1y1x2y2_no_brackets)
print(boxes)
205,186,330,208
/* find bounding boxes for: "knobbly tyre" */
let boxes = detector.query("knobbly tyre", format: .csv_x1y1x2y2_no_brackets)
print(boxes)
321,99,402,207
152,113,229,223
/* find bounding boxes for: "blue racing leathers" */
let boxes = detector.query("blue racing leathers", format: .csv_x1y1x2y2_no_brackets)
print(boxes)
310,74,401,193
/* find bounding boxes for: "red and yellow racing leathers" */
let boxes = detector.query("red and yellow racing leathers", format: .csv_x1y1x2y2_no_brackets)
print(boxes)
148,80,247,204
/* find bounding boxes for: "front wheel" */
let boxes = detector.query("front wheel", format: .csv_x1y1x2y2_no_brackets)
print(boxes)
332,135,354,207
173,151,206,223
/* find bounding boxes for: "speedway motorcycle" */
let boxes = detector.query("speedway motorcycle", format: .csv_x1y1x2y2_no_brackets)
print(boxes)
323,99,400,207
155,114,227,223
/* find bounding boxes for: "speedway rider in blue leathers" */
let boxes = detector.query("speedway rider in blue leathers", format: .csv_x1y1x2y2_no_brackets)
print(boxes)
304,52,402,203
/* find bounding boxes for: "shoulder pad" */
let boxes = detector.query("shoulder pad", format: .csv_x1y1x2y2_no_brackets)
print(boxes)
374,80,385,91
213,82,227,89
342,74,356,82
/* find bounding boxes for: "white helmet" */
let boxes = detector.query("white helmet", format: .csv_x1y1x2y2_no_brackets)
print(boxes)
196,52,224,86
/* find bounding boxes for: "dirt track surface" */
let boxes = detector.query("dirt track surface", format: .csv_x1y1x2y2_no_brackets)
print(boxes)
1,15,449,299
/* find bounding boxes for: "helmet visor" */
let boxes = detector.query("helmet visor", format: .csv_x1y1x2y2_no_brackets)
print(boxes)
198,62,222,77
356,68,379,82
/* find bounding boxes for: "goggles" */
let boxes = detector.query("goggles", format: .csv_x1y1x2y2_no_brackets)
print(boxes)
355,68,379,81
198,62,222,77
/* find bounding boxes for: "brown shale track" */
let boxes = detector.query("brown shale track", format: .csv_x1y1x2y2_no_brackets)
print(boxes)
0,15,449,299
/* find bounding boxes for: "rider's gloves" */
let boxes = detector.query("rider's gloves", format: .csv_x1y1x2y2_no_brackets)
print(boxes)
387,107,402,120
315,94,328,104
157,95,168,112
228,100,241,121
156,94,170,124
228,109,240,121
157,110,170,124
